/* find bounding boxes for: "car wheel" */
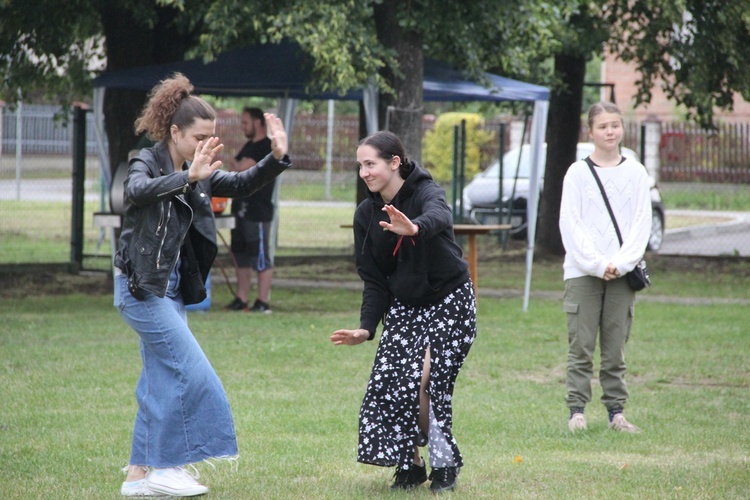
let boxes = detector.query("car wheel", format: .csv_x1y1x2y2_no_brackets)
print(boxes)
647,210,664,252
510,225,527,240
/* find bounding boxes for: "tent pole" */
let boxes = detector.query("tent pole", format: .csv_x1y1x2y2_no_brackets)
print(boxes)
523,100,549,312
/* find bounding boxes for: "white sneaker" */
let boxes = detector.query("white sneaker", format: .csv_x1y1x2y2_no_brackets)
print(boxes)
608,413,641,433
121,478,164,497
147,467,209,497
568,412,587,432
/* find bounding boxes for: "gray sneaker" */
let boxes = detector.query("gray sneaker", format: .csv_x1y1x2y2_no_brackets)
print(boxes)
568,412,587,432
608,413,641,433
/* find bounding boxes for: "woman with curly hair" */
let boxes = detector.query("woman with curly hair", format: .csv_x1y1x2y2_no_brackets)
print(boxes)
115,73,291,496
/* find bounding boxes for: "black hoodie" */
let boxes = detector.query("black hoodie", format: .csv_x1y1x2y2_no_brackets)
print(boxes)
353,162,470,336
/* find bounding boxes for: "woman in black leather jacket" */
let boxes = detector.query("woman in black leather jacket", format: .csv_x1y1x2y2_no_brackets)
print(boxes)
115,73,290,497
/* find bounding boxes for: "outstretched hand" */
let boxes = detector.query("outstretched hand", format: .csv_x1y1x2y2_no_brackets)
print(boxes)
265,113,288,160
379,205,418,236
330,328,369,346
188,136,224,182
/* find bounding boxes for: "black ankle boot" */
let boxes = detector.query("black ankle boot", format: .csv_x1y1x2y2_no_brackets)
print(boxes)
429,466,459,493
391,459,427,490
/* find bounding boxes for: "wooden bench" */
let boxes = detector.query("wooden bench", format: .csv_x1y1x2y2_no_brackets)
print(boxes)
453,224,511,296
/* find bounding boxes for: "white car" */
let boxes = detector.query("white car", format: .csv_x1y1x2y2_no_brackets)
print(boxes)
461,142,665,251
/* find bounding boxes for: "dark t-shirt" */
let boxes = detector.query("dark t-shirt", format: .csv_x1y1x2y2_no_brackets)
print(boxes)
231,137,275,222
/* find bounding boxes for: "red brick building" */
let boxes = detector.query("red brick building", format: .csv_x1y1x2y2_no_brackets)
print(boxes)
602,53,750,123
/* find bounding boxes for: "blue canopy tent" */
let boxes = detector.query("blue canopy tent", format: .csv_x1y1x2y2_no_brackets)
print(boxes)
92,41,549,310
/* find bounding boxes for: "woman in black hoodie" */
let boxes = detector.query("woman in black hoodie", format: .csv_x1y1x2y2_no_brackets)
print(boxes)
331,131,476,493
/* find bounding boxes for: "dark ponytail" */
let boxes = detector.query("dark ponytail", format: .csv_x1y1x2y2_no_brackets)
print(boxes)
359,131,415,178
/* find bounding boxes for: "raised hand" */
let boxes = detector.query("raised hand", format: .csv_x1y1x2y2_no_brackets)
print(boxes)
379,204,419,236
265,113,289,160
188,136,224,182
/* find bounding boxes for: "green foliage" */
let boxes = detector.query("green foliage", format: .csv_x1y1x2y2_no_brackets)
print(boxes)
583,55,605,110
606,0,750,128
0,0,102,106
405,1,573,83
200,0,392,97
422,112,494,183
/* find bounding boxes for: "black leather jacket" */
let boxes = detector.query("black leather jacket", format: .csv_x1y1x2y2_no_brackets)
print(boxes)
114,141,291,299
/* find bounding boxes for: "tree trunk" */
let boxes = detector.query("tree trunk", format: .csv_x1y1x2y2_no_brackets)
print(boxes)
356,101,368,205
536,52,586,256
98,3,197,176
373,0,424,164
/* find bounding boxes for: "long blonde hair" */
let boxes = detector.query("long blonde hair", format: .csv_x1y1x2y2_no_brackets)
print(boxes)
134,73,216,142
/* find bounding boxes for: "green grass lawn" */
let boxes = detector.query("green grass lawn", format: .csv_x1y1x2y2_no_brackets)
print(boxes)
1,266,748,499
3,179,750,265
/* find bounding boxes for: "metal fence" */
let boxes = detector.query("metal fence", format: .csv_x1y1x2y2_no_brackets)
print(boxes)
1,104,101,155
656,121,750,183
1,104,749,271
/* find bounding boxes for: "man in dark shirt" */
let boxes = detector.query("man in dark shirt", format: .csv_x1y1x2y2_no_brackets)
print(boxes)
225,107,276,313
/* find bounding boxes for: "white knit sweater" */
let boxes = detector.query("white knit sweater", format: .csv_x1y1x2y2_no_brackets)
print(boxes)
559,156,652,280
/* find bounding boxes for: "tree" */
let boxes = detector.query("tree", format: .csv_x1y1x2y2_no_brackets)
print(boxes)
536,3,610,256
198,0,563,203
199,0,561,162
606,0,750,129
5,0,747,252
0,0,215,170
0,0,101,104
1,0,560,177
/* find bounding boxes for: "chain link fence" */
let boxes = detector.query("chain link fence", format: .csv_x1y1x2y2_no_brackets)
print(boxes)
1,104,749,272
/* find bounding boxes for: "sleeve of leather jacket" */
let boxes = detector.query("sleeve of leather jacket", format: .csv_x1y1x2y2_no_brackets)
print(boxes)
210,152,292,199
124,161,193,207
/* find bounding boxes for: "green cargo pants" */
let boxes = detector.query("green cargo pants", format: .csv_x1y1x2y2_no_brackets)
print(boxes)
563,275,636,411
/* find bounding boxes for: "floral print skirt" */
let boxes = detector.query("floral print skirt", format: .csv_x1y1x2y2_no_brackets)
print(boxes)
358,280,476,470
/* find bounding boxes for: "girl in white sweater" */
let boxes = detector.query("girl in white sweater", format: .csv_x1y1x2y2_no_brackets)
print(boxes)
559,102,651,433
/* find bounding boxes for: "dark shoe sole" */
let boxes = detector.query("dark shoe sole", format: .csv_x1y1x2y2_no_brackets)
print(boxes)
224,299,248,311
430,481,456,494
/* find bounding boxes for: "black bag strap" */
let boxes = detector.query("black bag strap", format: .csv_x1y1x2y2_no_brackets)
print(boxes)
584,156,624,247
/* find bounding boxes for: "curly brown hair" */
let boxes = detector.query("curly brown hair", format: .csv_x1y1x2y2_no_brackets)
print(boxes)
134,72,216,142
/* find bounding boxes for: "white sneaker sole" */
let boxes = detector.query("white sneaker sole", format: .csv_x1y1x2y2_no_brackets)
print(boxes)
147,482,208,497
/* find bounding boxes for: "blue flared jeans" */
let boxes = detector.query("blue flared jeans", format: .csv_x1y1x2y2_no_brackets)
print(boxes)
114,271,238,467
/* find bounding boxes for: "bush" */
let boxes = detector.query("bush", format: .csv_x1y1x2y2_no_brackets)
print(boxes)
423,112,495,183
